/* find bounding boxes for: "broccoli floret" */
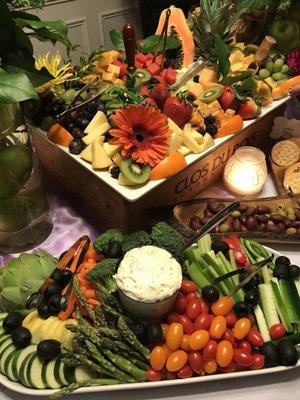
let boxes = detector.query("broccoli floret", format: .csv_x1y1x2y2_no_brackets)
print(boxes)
86,258,119,293
150,222,186,264
122,231,152,254
93,229,124,255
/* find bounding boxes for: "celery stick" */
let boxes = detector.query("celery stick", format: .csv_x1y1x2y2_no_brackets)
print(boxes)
229,250,240,286
254,305,271,342
295,280,300,298
184,247,197,264
270,278,293,332
197,234,211,254
261,265,271,284
187,262,210,288
279,280,300,323
203,252,227,276
258,283,280,328
249,240,270,258
217,253,236,290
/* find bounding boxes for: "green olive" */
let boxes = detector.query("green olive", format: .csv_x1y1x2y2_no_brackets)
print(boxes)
286,208,295,215
268,220,274,226
219,222,230,233
287,213,296,221
286,227,297,236
277,209,287,217
231,210,241,218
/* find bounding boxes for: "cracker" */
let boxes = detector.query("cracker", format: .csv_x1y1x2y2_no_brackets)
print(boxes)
283,162,300,195
271,140,299,167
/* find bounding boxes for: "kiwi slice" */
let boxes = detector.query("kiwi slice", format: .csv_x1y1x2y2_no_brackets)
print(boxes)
120,158,151,185
200,86,222,104
135,69,151,84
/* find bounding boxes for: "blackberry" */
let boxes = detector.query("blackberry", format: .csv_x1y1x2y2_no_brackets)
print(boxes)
85,112,94,121
104,133,112,143
199,127,206,135
110,166,120,179
204,115,216,125
206,124,218,135
85,101,99,115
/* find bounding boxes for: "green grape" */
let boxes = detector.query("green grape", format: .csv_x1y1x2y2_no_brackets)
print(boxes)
272,72,284,81
273,58,285,72
281,64,290,74
265,60,274,73
259,68,271,79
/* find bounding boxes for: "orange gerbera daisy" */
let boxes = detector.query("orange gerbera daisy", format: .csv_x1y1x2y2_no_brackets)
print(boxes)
109,105,170,167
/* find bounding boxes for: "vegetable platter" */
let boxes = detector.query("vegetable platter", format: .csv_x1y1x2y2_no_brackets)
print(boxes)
0,223,299,397
173,195,300,244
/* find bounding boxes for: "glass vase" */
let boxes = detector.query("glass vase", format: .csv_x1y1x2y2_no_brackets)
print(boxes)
0,103,53,253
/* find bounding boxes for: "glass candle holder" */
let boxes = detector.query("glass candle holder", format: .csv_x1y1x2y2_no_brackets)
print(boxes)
223,146,268,196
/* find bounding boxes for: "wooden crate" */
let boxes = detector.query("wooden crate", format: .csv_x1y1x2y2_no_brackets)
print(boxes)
30,103,286,232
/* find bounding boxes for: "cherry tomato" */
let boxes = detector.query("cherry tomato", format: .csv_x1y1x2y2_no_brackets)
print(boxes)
147,368,162,381
161,323,169,339
186,298,203,320
221,328,237,347
166,350,188,372
180,280,197,293
216,340,234,367
189,330,210,351
194,314,214,331
180,334,191,351
175,296,187,314
177,363,193,379
209,316,227,339
211,296,233,316
233,348,254,366
188,351,203,374
179,315,194,334
246,327,264,347
177,291,185,298
150,346,167,371
202,340,218,361
162,343,171,358
237,340,252,353
186,292,197,303
166,323,183,351
233,318,251,340
167,313,180,324
225,312,238,327
203,359,217,374
269,323,286,340
166,371,177,380
246,314,255,326
199,298,209,314
249,354,265,370
219,360,237,373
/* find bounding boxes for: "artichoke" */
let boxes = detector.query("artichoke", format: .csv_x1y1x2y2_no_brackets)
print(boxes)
0,250,57,314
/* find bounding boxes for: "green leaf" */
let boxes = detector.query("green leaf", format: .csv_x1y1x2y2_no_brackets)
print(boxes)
214,34,230,79
221,71,252,85
140,35,180,53
4,64,52,87
109,29,125,51
0,68,38,103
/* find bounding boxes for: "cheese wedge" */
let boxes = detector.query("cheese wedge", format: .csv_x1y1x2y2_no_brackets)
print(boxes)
83,121,111,145
168,118,183,136
191,130,204,144
178,145,191,156
168,130,182,154
198,133,214,152
91,138,113,169
84,111,107,134
182,124,202,153
80,142,92,162
103,142,122,158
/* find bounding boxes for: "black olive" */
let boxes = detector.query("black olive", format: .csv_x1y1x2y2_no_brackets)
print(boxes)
38,301,54,319
106,241,122,258
289,264,300,279
273,263,289,280
52,269,73,287
260,342,279,367
233,301,250,317
211,239,230,255
244,273,261,290
147,323,163,347
3,312,24,333
11,327,32,349
275,256,290,267
201,285,220,303
244,289,259,306
37,339,61,361
48,295,63,313
277,340,298,366
130,322,147,345
44,283,62,299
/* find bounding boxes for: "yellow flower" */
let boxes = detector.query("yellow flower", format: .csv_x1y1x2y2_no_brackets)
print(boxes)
35,51,74,93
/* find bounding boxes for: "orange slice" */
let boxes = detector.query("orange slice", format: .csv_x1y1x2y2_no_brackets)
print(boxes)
150,152,187,180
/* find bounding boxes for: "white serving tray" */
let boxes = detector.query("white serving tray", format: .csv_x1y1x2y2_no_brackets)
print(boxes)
32,97,288,203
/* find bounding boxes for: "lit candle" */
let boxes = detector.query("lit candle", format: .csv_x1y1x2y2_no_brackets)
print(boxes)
223,147,268,196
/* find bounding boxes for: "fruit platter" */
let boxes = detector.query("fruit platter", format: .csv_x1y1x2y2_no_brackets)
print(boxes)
27,3,300,197
0,223,299,397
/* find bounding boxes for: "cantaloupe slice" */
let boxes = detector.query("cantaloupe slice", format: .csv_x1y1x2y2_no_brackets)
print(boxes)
91,138,113,169
155,6,195,67
150,152,187,180
47,123,73,147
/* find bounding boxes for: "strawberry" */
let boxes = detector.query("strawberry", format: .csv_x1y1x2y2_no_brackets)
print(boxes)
163,96,193,128
149,83,170,110
145,98,159,108
219,86,239,111
139,85,150,97
238,98,260,120
164,68,177,85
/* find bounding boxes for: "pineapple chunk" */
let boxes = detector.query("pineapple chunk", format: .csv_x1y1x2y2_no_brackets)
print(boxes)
220,109,235,125
102,71,117,84
84,111,107,134
231,62,245,72
229,50,244,65
189,109,205,128
197,101,211,118
265,77,278,89
168,131,182,154
91,137,113,169
243,54,255,68
167,118,183,136
208,100,221,114
83,122,111,145
182,124,202,153
112,153,122,166
103,142,122,158
212,109,224,126
199,68,217,84
107,63,120,76
198,133,215,152
95,50,119,67
187,83,204,99
114,78,125,86
178,145,191,156
80,142,92,163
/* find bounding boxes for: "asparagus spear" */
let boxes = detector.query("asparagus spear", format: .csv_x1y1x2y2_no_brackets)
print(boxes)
51,378,120,398
101,349,147,381
118,316,150,360
73,277,96,321
94,306,108,328
100,337,146,362
62,351,114,378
